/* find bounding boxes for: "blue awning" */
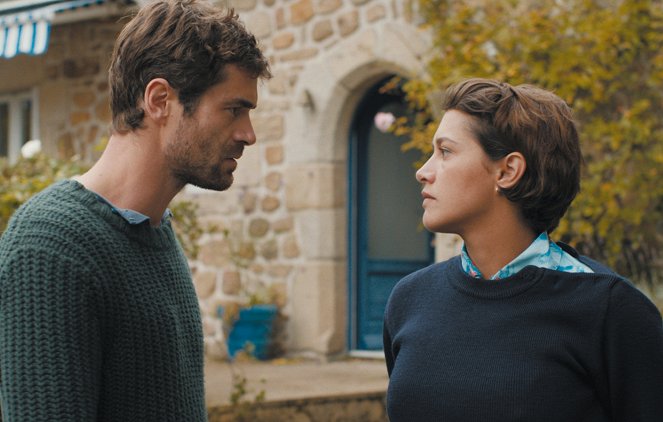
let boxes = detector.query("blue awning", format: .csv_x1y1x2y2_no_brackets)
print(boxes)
0,0,111,59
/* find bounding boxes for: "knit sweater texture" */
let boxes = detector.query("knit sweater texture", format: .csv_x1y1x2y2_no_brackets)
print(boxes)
0,180,207,421
383,252,663,422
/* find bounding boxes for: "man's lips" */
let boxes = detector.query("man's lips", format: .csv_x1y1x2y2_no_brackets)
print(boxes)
227,148,244,160
225,153,243,163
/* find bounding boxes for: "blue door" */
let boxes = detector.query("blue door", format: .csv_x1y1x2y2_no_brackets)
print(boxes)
348,78,434,351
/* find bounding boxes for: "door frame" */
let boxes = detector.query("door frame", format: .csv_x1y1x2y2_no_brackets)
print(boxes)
347,76,433,352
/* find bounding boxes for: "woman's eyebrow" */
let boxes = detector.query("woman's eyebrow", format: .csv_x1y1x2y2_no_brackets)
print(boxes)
434,136,459,146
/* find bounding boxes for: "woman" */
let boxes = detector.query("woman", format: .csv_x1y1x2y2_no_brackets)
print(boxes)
383,78,663,421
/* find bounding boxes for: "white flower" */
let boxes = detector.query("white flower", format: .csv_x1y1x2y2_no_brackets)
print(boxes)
21,139,42,159
374,112,396,133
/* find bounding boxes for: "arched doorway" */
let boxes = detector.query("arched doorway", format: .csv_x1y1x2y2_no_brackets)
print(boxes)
348,77,434,351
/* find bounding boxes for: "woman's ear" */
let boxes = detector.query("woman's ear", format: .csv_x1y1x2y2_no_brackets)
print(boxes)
143,78,173,123
496,152,526,189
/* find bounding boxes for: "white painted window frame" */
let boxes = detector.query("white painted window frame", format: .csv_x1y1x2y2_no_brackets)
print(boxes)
0,87,39,163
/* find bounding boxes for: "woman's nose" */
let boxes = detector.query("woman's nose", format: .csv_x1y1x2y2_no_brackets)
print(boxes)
416,156,434,184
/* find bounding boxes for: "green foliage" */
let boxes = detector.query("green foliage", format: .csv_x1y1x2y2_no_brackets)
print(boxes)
404,0,663,286
170,200,209,260
0,154,207,262
226,366,266,421
0,155,89,234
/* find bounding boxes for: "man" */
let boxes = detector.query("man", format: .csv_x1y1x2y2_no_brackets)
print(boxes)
0,0,271,420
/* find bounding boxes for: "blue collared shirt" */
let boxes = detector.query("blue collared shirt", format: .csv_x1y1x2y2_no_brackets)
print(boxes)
94,193,172,226
461,232,594,280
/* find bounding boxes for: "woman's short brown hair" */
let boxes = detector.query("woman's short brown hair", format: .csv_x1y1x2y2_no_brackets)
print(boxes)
109,0,271,133
441,78,583,234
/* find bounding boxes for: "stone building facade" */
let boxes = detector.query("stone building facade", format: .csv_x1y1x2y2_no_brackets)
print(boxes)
0,0,459,358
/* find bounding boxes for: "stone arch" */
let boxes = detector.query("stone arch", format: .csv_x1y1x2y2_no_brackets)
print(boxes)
285,22,431,355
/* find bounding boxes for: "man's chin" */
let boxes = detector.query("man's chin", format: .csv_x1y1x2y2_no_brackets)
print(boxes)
188,175,233,192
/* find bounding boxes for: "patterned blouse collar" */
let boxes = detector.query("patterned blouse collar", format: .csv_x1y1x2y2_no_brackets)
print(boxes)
461,232,593,280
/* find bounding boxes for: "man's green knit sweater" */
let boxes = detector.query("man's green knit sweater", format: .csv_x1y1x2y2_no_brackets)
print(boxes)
0,180,207,421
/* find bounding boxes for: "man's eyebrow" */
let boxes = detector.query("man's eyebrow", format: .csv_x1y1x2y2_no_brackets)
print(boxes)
226,98,256,109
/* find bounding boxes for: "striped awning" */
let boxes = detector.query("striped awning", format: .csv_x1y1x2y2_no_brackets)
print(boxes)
0,0,109,59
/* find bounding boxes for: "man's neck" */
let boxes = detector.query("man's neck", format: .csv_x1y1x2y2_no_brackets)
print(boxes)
75,133,182,227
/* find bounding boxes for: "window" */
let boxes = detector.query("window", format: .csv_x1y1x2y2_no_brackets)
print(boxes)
0,90,38,163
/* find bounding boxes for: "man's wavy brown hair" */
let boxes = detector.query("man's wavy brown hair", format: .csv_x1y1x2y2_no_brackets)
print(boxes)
109,0,271,133
441,78,583,234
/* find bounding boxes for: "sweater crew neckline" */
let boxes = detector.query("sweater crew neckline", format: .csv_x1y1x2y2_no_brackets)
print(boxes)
59,179,178,250
446,256,545,300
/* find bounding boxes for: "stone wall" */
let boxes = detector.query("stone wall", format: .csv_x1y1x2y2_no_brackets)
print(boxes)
185,0,431,359
0,17,123,161
41,19,120,161
0,0,435,359
208,391,387,422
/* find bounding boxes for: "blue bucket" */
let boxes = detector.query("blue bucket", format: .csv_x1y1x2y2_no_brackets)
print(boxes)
221,304,278,360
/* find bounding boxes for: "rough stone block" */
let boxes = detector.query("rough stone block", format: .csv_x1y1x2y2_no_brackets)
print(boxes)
260,239,279,260
270,281,288,308
312,19,334,42
279,48,319,62
73,91,95,108
95,102,111,123
253,114,284,141
272,216,293,233
267,264,293,278
70,111,91,125
285,164,345,210
57,133,75,158
241,191,258,213
273,32,295,50
298,208,346,259
261,195,281,212
249,218,270,237
194,270,217,299
276,7,286,29
230,0,257,11
290,261,347,353
265,171,283,191
290,0,314,25
265,144,284,164
222,270,242,295
63,58,100,79
267,73,288,95
282,234,300,258
236,241,257,261
338,10,359,37
366,4,386,22
199,239,231,267
232,144,262,186
317,0,342,14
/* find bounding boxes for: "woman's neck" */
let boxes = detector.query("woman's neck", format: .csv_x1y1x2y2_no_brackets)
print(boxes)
461,222,537,279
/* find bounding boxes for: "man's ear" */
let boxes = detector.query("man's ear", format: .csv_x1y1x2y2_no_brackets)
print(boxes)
496,152,526,189
143,78,174,123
